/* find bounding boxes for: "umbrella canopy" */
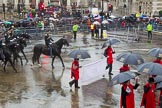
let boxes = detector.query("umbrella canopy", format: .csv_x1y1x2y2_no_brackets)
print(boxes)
156,82,162,90
154,76,162,83
109,71,139,86
4,21,12,25
68,49,91,59
93,21,100,25
48,3,54,6
116,52,144,65
136,62,162,75
102,38,121,48
102,20,108,24
147,48,162,57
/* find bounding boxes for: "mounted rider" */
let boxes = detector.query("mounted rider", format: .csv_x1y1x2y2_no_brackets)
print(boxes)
44,32,54,57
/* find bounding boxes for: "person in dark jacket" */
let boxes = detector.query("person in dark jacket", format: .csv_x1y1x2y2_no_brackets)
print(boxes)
44,32,54,58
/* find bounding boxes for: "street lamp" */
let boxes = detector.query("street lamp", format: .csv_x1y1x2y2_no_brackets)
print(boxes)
100,0,104,39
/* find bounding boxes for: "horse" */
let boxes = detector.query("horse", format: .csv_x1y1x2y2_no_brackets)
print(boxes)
0,48,17,72
32,38,69,68
6,33,32,65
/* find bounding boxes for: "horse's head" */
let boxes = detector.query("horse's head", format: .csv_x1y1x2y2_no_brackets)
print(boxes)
62,38,69,47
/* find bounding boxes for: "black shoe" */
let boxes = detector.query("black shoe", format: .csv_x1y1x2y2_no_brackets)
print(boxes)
102,75,105,77
105,66,109,70
109,73,113,75
75,86,80,89
69,82,72,87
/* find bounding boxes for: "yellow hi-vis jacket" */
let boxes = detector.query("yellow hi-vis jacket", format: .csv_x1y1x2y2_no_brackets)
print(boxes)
147,24,152,31
90,24,94,30
72,24,78,32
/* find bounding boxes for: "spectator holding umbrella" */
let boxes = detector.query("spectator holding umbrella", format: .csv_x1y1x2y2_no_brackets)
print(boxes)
105,45,115,75
140,77,156,108
119,64,130,73
120,79,139,108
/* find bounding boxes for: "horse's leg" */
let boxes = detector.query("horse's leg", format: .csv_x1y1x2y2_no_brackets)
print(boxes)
15,53,23,66
51,56,56,69
8,59,17,73
21,50,28,63
3,60,7,72
57,55,65,68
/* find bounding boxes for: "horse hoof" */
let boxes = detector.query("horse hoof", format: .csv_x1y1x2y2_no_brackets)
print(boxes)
52,66,55,69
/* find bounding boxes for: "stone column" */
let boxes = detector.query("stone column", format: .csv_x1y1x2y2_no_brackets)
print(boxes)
25,0,30,9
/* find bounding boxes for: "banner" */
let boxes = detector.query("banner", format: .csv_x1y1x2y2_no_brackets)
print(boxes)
81,58,107,85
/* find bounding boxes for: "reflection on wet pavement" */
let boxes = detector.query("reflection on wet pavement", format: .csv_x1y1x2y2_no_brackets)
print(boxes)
0,33,161,108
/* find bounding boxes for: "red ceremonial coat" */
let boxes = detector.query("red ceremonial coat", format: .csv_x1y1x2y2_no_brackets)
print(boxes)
120,83,135,108
106,47,113,64
71,60,79,80
119,65,130,72
140,83,156,108
153,59,162,65
158,90,162,106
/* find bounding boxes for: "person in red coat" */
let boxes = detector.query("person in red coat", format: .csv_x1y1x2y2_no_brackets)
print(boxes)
153,57,162,64
69,58,81,89
105,45,115,75
120,79,139,108
140,77,156,108
119,64,130,73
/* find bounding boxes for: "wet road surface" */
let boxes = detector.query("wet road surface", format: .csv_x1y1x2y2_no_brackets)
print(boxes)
0,32,161,108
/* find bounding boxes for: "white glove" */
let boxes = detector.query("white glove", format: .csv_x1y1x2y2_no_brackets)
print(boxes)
126,86,131,93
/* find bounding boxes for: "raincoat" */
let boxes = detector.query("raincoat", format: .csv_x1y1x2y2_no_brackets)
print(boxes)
71,60,79,80
119,64,130,72
120,83,139,108
140,83,156,108
106,47,114,64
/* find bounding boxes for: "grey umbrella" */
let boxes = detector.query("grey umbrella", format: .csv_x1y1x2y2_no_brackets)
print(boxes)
136,62,162,75
109,71,139,86
147,48,162,57
102,38,121,49
68,49,91,59
156,82,162,90
155,76,162,83
116,52,144,65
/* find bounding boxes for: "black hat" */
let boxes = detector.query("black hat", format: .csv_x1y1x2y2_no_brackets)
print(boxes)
74,58,79,60
148,77,154,83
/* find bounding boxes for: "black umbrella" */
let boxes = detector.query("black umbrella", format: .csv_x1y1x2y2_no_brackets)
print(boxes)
116,52,144,65
137,62,162,75
68,49,91,59
102,38,121,49
147,48,162,57
109,71,139,86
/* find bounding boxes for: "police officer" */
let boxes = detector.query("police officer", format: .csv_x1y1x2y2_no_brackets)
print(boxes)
90,23,95,38
44,32,54,58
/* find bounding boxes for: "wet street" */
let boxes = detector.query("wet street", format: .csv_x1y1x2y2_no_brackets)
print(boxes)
0,32,161,108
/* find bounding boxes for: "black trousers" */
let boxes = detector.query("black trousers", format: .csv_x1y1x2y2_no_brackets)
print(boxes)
73,31,77,40
69,79,79,88
106,63,113,74
91,30,94,38
148,31,152,40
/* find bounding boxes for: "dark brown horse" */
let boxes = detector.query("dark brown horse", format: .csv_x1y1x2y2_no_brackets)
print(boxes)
32,38,69,68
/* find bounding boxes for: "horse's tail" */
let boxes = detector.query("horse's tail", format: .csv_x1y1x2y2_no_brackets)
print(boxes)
32,46,36,64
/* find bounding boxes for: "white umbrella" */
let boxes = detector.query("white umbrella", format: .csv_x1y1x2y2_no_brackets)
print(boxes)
49,17,59,21
102,20,108,24
109,15,116,19
93,21,100,25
